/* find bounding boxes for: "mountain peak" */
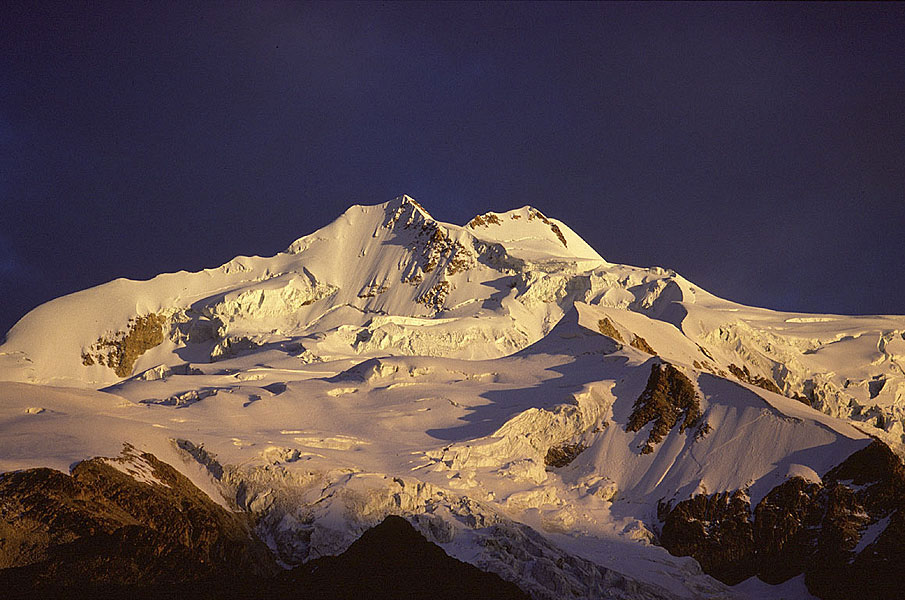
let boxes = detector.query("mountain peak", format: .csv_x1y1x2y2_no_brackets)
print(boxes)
4,194,905,600
380,194,436,232
466,205,559,238
464,204,605,262
387,194,433,219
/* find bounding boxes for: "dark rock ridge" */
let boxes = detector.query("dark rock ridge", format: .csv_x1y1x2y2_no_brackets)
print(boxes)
596,317,624,343
544,443,587,468
658,440,905,599
626,362,702,454
727,363,784,396
0,449,529,600
0,445,276,595
285,515,529,600
658,490,754,585
630,334,657,355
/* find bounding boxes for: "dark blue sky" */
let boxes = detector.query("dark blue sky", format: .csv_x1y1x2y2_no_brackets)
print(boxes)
2,2,904,335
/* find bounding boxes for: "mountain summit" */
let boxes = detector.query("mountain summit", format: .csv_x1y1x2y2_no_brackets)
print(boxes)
2,196,905,599
2,196,901,441
0,195,615,384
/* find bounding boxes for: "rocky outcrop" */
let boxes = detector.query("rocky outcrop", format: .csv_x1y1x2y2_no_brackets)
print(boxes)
752,476,823,583
658,491,754,585
630,335,657,355
727,363,783,396
544,443,586,468
0,446,275,593
81,314,166,377
526,208,568,247
596,318,624,343
626,362,701,454
467,212,502,228
658,440,905,599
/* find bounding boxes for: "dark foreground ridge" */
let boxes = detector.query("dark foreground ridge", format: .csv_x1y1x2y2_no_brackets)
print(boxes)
0,451,528,600
659,440,905,599
10,439,905,599
285,515,529,600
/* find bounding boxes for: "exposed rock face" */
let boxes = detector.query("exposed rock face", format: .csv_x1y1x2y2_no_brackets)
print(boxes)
81,314,166,377
597,317,624,343
807,440,905,600
544,443,586,468
630,334,657,355
727,363,783,396
659,440,905,598
626,362,701,454
467,212,502,228
526,208,568,247
752,476,823,583
0,446,275,592
658,491,754,585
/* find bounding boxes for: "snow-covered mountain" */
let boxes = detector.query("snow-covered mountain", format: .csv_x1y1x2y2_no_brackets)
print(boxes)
2,195,904,599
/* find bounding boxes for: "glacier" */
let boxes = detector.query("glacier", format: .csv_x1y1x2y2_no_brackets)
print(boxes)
3,195,904,599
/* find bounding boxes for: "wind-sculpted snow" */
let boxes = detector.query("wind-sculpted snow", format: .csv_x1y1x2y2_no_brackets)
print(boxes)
2,195,904,598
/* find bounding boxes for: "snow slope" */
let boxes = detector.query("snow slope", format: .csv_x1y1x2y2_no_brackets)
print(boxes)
0,195,901,599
